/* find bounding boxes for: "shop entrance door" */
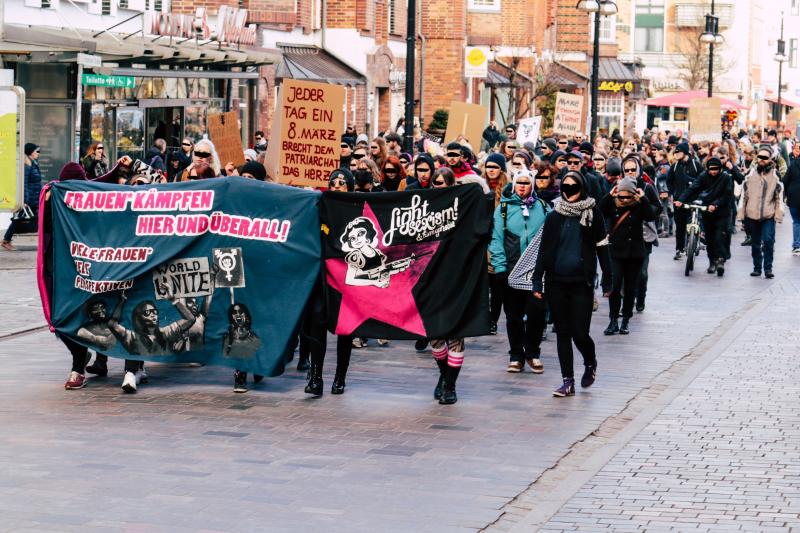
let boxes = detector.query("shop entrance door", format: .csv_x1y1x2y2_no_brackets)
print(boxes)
146,107,184,154
115,107,145,162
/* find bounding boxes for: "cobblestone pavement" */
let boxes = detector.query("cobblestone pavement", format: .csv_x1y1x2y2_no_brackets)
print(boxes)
0,228,796,532
537,279,800,532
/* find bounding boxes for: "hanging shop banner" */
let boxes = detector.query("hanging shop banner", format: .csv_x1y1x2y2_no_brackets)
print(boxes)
443,101,488,148
464,46,489,78
265,79,346,188
39,177,321,377
515,116,543,146
208,111,245,168
0,86,25,211
688,97,722,143
320,185,492,340
552,92,584,136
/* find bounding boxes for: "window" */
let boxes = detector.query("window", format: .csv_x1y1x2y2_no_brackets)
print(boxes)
468,0,501,13
597,92,624,136
591,13,616,44
634,0,664,52
790,38,798,69
388,0,397,34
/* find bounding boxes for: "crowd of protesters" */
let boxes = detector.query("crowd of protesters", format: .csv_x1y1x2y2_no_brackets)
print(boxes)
6,115,797,403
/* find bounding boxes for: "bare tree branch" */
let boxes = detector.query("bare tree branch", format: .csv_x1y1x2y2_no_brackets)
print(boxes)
674,30,735,91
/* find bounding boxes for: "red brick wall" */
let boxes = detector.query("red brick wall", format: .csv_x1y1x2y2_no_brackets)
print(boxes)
327,0,357,28
420,0,466,128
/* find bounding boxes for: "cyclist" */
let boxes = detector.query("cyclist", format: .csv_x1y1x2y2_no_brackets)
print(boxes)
675,157,734,277
667,142,701,260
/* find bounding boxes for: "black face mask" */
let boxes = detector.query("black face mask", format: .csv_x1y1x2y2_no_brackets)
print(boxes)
354,169,373,187
561,183,582,198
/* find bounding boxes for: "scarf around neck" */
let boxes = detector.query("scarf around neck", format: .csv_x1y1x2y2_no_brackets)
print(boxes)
554,197,596,227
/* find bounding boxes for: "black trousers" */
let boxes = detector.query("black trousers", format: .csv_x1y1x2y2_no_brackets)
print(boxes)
609,257,644,319
488,272,505,323
675,209,688,251
62,336,89,373
703,213,729,263
547,281,596,379
635,243,653,303
502,285,546,361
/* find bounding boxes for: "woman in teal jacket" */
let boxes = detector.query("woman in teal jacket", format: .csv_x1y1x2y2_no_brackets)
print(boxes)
489,169,549,373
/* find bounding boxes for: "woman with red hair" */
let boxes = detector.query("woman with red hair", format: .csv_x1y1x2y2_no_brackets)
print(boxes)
381,155,407,192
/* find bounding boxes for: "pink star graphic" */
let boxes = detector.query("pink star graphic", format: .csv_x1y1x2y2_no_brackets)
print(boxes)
325,202,439,337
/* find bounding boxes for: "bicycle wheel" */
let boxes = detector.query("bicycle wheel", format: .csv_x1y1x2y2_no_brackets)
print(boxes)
685,232,697,276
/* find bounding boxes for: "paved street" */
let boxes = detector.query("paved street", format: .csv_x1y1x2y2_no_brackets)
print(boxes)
0,227,798,532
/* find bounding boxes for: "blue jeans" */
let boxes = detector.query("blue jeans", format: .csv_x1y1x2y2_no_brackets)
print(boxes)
790,207,800,249
744,218,776,272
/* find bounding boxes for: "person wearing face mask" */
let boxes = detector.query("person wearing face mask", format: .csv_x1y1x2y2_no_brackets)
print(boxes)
531,171,606,397
737,147,784,278
489,169,549,374
667,142,701,259
675,157,734,276
353,159,383,193
599,178,655,335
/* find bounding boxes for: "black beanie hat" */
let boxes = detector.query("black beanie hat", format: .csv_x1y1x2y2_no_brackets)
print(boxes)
485,152,507,173
512,150,533,167
579,141,594,155
607,157,622,177
676,142,690,155
550,149,567,164
25,143,39,156
240,161,267,181
706,157,722,170
329,168,355,191
542,138,557,152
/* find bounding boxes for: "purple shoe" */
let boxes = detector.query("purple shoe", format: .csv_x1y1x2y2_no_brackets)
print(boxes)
581,363,596,388
553,378,575,397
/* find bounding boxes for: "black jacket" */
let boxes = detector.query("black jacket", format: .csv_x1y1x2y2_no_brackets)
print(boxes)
783,158,800,210
599,194,657,259
678,170,735,215
531,206,606,293
667,158,701,199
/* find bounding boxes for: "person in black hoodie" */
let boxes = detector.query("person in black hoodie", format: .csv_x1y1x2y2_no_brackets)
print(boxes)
675,157,734,276
782,155,800,254
532,171,607,398
600,177,656,336
667,142,701,259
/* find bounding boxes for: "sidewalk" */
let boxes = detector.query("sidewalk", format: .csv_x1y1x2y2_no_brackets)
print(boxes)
536,278,800,532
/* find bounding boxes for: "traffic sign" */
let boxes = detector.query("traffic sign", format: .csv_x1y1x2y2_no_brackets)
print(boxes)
81,74,136,88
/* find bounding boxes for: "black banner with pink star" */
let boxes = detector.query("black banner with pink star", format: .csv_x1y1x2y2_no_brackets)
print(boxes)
321,184,492,340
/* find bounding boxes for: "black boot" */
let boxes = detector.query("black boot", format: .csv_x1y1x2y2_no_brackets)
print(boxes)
296,353,310,372
706,261,716,274
439,366,460,405
619,317,630,335
716,258,725,277
635,297,645,312
304,362,323,397
604,318,619,336
85,354,108,377
433,358,448,400
331,372,346,394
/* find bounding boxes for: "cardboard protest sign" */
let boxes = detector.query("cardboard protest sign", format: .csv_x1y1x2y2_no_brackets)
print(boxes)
443,101,488,148
516,116,542,145
688,97,722,143
152,257,211,300
213,247,245,288
552,92,584,136
40,177,321,376
208,111,245,168
0,87,24,211
265,79,345,188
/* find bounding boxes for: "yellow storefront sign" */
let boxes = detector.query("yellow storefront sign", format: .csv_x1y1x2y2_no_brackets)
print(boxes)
599,80,634,93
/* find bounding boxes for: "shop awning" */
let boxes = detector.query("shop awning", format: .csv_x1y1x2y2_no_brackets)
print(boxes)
597,57,637,81
276,44,365,85
551,62,590,90
485,61,532,88
765,95,800,108
644,90,748,110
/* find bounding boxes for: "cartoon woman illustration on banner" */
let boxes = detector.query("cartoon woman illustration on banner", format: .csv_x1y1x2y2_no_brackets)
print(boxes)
341,217,393,288
108,292,196,356
222,302,261,359
76,297,117,351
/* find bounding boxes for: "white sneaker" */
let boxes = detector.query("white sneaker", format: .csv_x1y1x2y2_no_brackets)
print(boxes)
138,367,148,384
121,371,139,393
377,339,390,346
352,338,365,348
793,248,800,256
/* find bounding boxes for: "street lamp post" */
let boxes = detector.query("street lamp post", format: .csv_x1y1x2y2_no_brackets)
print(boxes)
577,0,618,142
699,0,723,98
775,14,788,127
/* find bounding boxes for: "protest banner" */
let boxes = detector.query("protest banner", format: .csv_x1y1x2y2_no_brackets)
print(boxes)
515,116,542,145
688,97,722,143
655,120,688,133
552,92,584,136
786,110,800,138
0,87,25,211
265,79,345,188
443,101,488,148
39,177,321,376
321,185,492,340
207,111,245,168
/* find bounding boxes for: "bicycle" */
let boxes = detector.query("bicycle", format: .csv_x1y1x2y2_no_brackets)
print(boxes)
681,201,707,276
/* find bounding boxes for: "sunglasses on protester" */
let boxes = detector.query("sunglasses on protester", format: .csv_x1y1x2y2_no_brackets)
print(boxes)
623,167,638,174
566,160,582,166
330,178,347,186
617,194,634,201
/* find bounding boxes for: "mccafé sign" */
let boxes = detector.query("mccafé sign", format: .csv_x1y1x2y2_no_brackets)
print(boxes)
148,6,257,46
599,80,634,93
